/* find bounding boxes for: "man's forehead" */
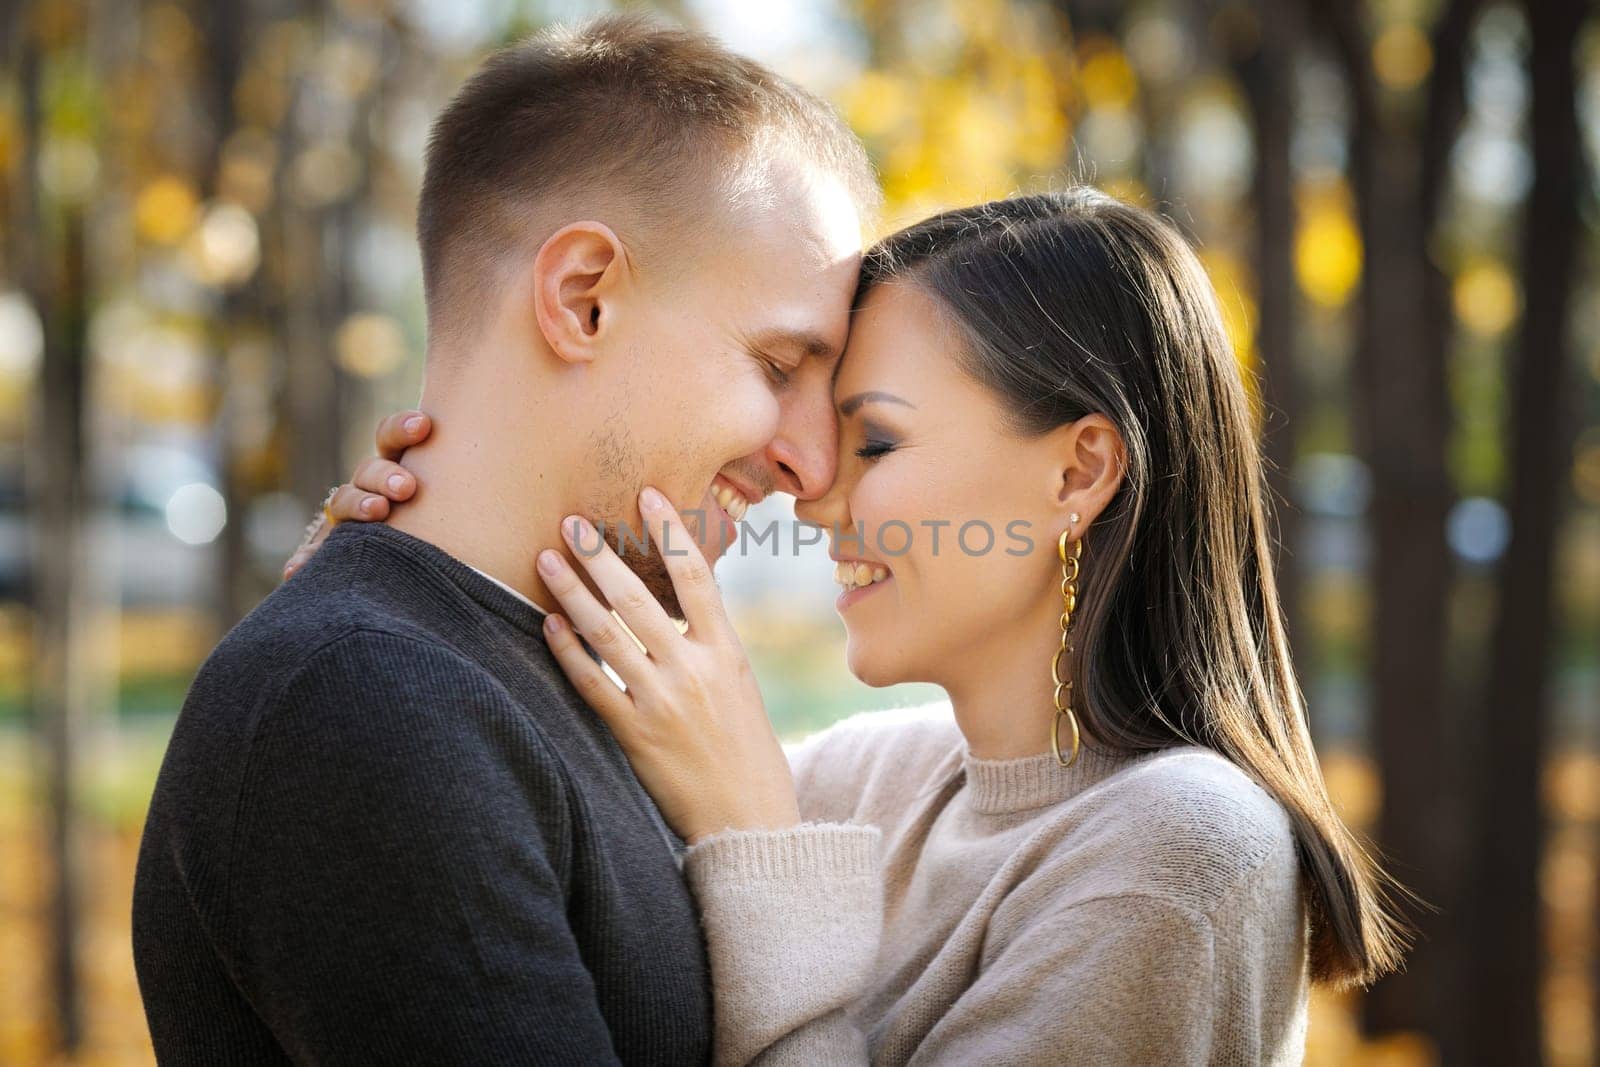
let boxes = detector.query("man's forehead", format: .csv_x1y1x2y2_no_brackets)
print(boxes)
717,165,864,359
739,253,861,357
736,159,865,264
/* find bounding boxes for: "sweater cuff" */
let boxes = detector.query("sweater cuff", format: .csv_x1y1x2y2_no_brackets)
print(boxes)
684,823,883,1066
684,822,879,887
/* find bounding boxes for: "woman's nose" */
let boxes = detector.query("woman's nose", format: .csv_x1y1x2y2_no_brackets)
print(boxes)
794,469,850,531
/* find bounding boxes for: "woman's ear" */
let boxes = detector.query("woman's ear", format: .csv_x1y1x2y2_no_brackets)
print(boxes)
1050,413,1126,526
532,221,630,364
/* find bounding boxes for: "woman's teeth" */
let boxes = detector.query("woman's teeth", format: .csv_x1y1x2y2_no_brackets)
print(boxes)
713,482,750,521
834,561,891,591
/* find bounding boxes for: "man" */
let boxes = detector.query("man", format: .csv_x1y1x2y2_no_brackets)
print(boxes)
132,14,874,1063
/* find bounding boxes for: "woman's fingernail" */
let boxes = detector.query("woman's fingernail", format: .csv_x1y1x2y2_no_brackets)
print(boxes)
404,416,424,434
538,550,562,576
544,614,565,635
387,474,406,493
640,486,665,512
360,496,378,515
564,515,590,542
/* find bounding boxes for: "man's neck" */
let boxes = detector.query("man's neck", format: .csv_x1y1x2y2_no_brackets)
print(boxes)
384,391,568,613
386,497,562,614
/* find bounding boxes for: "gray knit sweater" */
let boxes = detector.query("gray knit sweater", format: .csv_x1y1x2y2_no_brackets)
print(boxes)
684,703,1309,1065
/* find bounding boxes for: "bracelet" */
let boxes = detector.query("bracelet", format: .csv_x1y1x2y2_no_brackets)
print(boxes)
297,485,342,552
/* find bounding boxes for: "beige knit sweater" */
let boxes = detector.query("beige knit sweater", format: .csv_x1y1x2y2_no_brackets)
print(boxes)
682,703,1310,1066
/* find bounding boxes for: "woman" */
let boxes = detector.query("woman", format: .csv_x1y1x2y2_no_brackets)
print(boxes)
302,189,1408,1064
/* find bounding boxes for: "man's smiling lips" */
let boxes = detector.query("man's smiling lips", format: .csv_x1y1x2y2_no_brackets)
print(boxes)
711,473,755,521
688,473,760,562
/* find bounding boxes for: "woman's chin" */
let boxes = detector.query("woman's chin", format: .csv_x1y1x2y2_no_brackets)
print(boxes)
844,635,910,689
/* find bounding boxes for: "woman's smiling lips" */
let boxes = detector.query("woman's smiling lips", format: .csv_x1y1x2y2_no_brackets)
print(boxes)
832,556,893,611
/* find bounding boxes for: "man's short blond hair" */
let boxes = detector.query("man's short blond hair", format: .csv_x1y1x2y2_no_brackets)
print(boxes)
417,13,879,343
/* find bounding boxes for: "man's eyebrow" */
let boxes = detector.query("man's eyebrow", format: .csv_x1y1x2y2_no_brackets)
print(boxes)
749,328,839,362
837,390,916,416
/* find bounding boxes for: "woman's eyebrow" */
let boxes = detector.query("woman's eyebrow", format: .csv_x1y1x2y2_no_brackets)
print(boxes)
837,390,917,416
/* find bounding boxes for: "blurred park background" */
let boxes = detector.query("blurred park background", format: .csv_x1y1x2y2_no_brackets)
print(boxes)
1,0,1597,1063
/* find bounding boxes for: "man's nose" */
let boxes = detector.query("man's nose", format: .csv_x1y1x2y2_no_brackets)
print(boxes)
767,384,838,501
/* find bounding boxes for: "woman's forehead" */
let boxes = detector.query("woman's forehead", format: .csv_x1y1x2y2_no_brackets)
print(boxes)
834,283,953,397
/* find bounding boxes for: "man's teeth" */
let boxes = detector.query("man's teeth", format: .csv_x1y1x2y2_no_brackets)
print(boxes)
713,482,751,521
834,561,891,591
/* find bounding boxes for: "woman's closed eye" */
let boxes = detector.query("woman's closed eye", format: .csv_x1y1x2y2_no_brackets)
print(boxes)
854,437,897,461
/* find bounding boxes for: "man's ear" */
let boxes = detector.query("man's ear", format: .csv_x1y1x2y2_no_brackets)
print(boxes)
532,221,630,364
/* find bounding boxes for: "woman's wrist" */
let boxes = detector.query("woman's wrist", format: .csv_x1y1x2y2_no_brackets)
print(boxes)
683,801,803,847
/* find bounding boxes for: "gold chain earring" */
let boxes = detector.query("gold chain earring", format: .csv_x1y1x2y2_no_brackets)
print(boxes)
1051,516,1083,768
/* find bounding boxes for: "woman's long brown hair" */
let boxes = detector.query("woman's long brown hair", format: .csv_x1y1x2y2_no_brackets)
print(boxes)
861,189,1411,987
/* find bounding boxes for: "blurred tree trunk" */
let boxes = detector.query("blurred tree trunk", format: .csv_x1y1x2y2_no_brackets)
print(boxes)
1234,0,1308,694
280,16,354,529
1316,0,1480,1058
280,211,344,513
1465,0,1587,1062
17,10,89,1053
193,0,252,625
327,17,387,494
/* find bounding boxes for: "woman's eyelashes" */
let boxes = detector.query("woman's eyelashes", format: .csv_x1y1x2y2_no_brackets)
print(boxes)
854,436,898,461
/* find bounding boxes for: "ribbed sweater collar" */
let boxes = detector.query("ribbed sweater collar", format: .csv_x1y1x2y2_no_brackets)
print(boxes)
326,522,547,637
962,743,1148,816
